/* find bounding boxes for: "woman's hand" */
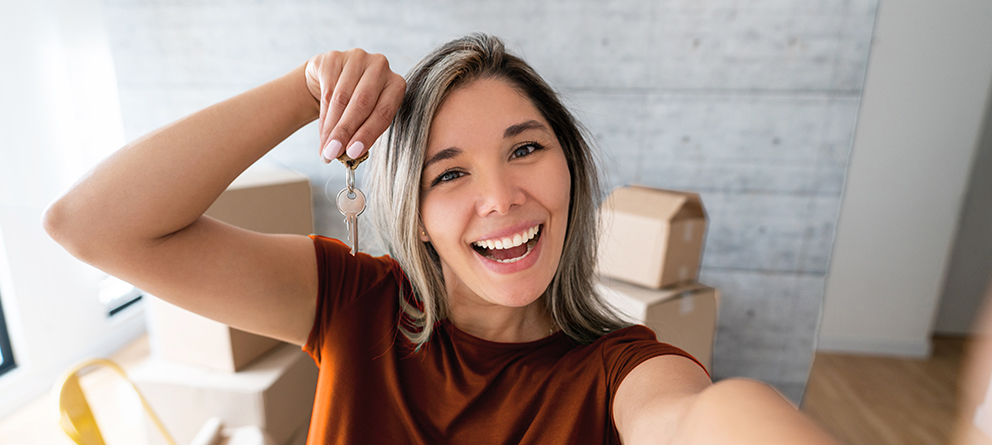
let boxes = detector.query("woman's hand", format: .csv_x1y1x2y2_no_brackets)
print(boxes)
44,50,405,347
44,58,362,347
305,49,406,163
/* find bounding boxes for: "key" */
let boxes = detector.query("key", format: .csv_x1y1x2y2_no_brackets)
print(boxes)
336,181,366,256
335,146,369,255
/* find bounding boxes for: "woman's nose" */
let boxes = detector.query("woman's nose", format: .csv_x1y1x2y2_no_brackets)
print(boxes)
475,171,525,216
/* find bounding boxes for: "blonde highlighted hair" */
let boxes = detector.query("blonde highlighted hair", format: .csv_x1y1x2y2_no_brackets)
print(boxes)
366,33,627,347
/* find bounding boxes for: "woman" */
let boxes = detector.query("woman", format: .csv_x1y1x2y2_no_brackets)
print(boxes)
44,34,838,444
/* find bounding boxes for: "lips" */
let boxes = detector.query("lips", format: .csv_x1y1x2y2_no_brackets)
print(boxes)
472,224,542,264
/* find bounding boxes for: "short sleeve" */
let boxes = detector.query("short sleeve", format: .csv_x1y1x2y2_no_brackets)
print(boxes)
303,235,398,365
601,324,709,394
598,325,708,443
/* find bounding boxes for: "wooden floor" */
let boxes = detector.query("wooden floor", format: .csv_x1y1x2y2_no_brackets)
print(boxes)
0,335,154,445
0,334,968,445
802,335,967,445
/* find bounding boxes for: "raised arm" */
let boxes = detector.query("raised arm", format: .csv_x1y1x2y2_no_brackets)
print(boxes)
42,50,405,346
614,356,841,445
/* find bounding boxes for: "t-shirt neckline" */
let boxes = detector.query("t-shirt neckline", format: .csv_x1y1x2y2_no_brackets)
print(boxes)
440,319,566,350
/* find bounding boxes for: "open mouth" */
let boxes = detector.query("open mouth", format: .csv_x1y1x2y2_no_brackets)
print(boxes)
471,224,542,264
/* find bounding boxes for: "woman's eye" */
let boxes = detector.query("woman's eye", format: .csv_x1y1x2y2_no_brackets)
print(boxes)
431,169,464,187
511,143,544,159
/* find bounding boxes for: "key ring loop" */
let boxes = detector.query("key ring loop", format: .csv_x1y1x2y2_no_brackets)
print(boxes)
324,174,357,202
346,168,356,195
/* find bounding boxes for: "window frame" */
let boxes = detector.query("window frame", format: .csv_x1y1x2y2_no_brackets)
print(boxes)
0,290,16,377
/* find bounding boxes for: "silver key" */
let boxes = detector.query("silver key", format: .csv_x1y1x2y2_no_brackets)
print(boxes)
334,150,368,255
336,182,366,255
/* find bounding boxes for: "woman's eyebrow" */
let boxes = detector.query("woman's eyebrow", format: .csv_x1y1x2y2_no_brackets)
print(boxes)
424,120,546,169
503,120,547,139
424,147,462,169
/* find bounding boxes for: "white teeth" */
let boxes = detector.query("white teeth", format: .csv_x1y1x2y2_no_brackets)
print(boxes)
473,225,540,250
493,245,533,263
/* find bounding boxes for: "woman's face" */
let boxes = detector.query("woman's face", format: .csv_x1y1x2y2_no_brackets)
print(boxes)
419,78,571,311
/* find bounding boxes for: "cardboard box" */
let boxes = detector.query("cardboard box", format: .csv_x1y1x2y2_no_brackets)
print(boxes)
203,166,314,237
598,278,719,373
132,344,318,445
597,186,707,289
147,298,288,372
146,166,313,372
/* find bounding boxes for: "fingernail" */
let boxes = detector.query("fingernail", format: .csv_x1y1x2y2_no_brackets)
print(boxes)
346,141,365,159
321,140,342,162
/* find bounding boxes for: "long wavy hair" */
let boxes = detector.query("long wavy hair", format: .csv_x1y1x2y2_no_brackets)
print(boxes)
366,33,627,347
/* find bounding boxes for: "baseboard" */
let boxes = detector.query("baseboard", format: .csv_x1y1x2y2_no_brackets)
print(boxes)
815,335,932,358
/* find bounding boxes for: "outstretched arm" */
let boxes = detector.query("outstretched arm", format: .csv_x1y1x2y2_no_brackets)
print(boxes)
614,356,840,445
43,50,405,345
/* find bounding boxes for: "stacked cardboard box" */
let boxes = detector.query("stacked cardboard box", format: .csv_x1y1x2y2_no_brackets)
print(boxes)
597,186,719,372
132,344,315,445
135,166,318,445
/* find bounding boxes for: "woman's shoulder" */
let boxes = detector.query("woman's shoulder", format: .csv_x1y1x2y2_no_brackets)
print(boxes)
579,324,669,352
581,324,708,379
308,234,407,309
310,234,402,272
597,324,660,341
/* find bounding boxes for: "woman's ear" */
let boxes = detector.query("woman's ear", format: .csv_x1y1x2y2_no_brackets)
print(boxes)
419,225,430,242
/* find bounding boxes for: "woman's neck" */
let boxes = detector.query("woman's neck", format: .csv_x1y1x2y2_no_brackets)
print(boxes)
447,296,556,343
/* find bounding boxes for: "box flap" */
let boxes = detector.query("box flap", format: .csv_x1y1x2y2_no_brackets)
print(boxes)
607,186,703,222
672,193,706,221
598,277,712,305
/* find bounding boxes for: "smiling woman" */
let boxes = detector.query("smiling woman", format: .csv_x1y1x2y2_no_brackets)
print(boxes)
366,36,625,348
415,79,575,340
43,32,838,445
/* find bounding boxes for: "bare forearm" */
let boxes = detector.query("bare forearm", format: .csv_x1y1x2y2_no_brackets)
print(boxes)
44,63,317,260
670,378,840,445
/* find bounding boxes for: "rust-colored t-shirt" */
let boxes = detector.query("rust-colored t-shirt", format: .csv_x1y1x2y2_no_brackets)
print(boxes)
303,235,706,444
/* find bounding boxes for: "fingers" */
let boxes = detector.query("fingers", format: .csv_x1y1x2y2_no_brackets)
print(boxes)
318,52,361,160
345,72,405,159
309,53,343,160
311,49,406,163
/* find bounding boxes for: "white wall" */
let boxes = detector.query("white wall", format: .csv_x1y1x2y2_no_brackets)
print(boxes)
934,95,992,335
819,0,992,356
0,0,145,419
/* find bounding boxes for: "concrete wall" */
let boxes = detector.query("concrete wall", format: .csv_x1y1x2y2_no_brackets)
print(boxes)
819,0,992,356
96,0,876,403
